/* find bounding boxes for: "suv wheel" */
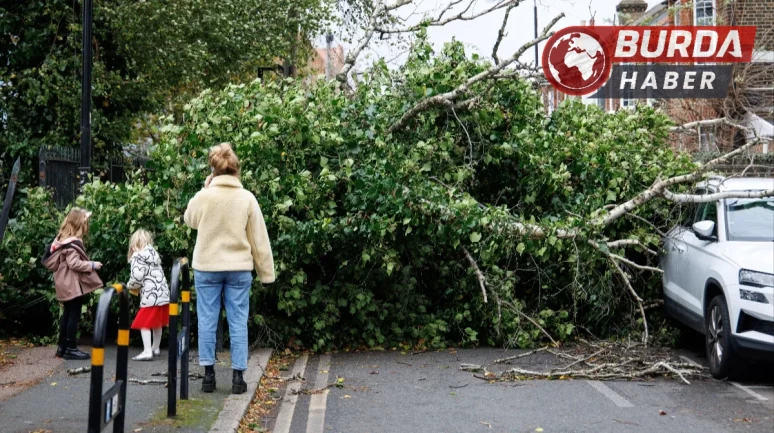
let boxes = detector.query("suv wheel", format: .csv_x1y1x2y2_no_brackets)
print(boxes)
705,295,739,379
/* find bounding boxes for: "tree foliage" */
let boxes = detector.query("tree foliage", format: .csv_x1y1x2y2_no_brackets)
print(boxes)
0,0,332,176
3,35,700,349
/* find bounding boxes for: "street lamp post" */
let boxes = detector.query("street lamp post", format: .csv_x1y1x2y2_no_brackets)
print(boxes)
325,32,334,80
533,0,539,67
80,0,93,192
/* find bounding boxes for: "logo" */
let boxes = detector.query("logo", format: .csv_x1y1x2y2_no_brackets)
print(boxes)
543,28,612,97
542,26,757,99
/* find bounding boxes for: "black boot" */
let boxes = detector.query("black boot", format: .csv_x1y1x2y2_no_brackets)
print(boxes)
202,365,216,393
232,369,247,394
55,346,65,358
63,347,90,360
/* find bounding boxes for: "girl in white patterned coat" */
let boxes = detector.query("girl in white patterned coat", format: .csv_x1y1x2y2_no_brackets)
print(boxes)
127,229,170,361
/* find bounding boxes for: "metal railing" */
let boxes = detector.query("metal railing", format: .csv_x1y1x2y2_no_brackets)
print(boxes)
167,257,191,417
0,157,20,246
88,283,130,433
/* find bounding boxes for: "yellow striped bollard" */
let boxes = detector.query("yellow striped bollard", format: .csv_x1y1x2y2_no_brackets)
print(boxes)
87,283,129,433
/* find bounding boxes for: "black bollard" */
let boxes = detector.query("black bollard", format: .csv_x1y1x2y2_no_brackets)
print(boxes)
167,258,191,417
87,283,129,433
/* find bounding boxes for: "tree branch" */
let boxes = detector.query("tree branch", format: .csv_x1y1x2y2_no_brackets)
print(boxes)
662,188,774,203
605,239,658,256
492,3,519,65
337,0,413,89
387,12,565,134
588,241,662,273
462,247,487,303
376,0,519,34
599,131,769,227
501,300,559,347
608,258,649,345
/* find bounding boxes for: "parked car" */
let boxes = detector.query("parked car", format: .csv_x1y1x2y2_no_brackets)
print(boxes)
661,176,774,378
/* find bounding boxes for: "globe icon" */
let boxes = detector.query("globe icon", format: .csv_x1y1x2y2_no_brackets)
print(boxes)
546,31,607,93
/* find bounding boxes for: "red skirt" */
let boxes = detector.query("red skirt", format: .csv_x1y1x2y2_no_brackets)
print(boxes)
131,305,170,330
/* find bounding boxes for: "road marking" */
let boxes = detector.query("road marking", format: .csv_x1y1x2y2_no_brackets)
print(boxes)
730,382,769,401
274,353,309,433
306,354,332,433
746,385,774,389
587,381,634,408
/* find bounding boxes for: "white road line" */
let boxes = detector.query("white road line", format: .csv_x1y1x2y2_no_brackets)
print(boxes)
587,380,634,408
730,382,769,401
306,354,332,433
273,353,309,433
746,385,774,390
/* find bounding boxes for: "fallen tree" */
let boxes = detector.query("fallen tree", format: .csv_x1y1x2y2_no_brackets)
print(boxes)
3,1,771,350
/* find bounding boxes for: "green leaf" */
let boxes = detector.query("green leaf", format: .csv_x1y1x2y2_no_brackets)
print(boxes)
469,232,482,243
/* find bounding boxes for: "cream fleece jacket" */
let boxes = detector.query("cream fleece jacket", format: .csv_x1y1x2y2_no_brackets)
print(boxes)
184,175,276,283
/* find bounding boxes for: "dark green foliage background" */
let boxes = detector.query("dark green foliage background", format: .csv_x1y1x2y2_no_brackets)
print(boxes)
1,37,695,350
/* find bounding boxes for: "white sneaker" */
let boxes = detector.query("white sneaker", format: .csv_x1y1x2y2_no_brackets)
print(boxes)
132,352,153,361
153,349,161,357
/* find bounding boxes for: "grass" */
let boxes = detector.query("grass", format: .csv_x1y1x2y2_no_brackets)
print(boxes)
142,397,221,430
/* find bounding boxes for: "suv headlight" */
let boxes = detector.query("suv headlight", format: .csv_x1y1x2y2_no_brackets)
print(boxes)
739,269,774,288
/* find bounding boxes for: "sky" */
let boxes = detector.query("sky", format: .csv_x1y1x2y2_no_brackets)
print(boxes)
330,0,665,70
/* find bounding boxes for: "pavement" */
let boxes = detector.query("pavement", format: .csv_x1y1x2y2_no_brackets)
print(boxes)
0,344,271,433
269,347,774,433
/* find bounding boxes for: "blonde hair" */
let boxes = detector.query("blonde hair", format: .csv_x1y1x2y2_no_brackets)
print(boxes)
128,229,154,262
209,142,240,177
57,208,90,241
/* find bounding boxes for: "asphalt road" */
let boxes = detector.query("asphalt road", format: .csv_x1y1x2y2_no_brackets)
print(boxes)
0,345,235,433
270,347,773,433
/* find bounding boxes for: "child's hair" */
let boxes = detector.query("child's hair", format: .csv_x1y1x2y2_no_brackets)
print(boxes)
128,229,154,262
209,142,240,177
57,208,91,241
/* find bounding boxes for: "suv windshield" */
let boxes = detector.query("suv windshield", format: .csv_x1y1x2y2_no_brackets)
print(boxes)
725,196,774,242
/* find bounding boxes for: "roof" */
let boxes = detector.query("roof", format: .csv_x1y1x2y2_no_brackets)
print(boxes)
632,2,669,26
705,177,774,192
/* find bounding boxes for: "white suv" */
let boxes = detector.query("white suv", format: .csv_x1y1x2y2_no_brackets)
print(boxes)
661,176,774,378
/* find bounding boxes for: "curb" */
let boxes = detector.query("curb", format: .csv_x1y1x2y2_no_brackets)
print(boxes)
209,348,273,433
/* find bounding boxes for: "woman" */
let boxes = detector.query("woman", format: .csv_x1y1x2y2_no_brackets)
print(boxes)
184,142,275,394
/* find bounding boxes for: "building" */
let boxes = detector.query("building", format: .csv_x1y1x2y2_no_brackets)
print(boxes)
303,44,345,84
593,0,774,152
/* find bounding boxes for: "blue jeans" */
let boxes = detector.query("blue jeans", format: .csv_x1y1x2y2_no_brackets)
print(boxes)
194,270,252,371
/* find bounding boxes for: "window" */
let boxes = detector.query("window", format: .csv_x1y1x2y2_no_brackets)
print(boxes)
694,0,715,25
694,197,718,236
726,197,774,242
597,96,606,111
546,89,555,114
698,125,717,152
620,63,635,110
682,188,704,226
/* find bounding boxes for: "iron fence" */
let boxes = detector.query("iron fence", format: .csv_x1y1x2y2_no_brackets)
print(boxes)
38,146,150,208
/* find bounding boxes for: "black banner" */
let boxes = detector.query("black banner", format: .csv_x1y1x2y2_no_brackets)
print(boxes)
588,64,734,99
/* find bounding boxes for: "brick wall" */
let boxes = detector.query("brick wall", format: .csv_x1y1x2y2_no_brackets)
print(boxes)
720,0,774,50
601,1,774,153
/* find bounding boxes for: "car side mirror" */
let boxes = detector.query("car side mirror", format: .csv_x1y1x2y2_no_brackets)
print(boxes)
692,220,717,242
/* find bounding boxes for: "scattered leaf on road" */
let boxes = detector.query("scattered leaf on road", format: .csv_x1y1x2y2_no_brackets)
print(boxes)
343,395,351,399
659,410,667,416
480,421,492,428
50,382,57,386
536,428,544,432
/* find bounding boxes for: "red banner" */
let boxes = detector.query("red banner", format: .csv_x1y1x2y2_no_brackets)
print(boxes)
558,26,757,63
